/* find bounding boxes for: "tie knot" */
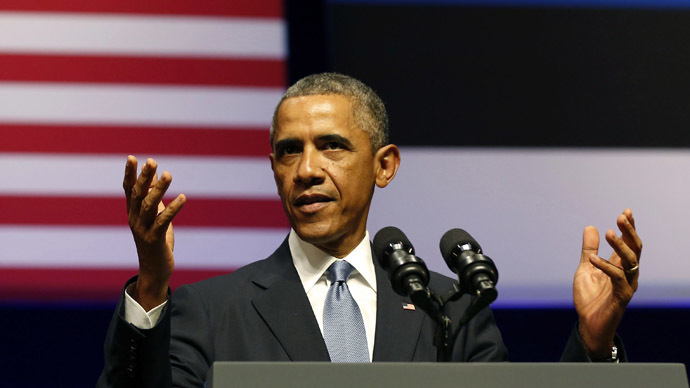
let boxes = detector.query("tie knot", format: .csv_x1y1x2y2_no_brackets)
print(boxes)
327,260,354,283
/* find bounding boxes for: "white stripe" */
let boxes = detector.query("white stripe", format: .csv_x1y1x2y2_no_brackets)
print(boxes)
0,83,283,127
0,154,278,197
0,226,288,269
367,147,690,306
0,12,286,58
5,147,688,305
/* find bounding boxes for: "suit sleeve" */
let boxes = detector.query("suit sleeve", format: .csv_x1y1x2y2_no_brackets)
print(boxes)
97,277,219,388
560,323,627,362
97,277,172,388
168,283,216,387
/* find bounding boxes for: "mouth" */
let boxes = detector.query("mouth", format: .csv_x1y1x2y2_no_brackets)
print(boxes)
293,193,334,213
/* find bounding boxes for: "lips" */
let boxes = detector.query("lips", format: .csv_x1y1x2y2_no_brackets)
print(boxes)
294,193,333,213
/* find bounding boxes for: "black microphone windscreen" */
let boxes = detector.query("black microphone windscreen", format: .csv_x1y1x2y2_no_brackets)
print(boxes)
373,226,412,261
439,228,482,261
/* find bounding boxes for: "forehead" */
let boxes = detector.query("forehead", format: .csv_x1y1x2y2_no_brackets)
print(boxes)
274,95,360,138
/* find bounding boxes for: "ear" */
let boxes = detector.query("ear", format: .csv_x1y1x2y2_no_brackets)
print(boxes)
269,153,276,172
374,144,400,188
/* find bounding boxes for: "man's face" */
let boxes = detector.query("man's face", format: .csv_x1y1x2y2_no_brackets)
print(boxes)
270,94,378,257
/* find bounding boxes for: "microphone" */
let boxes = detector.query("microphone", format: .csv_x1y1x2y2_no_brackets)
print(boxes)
439,228,498,303
373,226,430,299
375,227,451,359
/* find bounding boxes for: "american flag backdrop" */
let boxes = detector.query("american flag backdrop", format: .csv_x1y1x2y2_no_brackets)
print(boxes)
0,1,291,301
2,0,690,307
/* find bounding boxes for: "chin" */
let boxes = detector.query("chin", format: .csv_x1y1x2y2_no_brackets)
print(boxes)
293,223,336,245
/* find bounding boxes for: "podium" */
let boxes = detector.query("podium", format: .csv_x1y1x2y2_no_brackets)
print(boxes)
207,362,688,388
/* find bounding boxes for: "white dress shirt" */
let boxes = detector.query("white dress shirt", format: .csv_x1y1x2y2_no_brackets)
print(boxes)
124,229,378,360
289,229,377,361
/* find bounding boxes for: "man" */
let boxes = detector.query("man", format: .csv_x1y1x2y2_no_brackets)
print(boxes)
98,73,642,387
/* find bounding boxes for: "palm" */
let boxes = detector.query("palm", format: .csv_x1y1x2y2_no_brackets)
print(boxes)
572,211,640,358
574,250,621,344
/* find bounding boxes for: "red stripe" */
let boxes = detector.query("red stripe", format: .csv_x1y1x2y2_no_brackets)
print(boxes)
0,267,235,301
0,124,272,157
0,0,282,18
0,196,289,228
0,54,286,87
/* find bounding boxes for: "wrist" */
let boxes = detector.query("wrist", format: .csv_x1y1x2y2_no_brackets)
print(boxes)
131,276,169,311
578,324,616,360
591,345,619,363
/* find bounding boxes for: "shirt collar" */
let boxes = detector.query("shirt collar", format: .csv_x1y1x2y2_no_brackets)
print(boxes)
289,229,377,294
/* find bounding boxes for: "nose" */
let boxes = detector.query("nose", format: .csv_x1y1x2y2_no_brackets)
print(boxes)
295,146,326,185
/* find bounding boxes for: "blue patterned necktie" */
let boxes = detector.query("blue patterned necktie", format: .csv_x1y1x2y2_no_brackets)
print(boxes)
323,260,369,363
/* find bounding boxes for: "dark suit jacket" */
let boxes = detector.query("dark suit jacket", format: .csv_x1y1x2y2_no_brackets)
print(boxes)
97,238,611,388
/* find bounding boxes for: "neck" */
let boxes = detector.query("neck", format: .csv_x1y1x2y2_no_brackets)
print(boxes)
292,228,367,259
315,231,366,258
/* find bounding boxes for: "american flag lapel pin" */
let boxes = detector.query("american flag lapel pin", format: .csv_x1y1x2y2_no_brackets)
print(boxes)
402,302,416,311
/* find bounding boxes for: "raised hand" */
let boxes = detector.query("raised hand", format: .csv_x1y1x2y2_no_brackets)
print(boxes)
573,208,642,359
123,156,186,311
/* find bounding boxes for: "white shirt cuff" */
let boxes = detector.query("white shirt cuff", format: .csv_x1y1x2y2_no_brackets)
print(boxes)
124,288,167,329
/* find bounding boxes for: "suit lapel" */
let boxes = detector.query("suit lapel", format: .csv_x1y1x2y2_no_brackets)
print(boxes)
372,256,426,361
250,238,427,362
251,239,330,361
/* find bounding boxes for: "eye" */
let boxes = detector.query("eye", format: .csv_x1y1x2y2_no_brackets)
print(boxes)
275,143,301,158
283,145,299,154
325,142,343,150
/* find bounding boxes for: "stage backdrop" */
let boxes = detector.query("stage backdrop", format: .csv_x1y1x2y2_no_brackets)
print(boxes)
1,1,690,387
1,0,689,308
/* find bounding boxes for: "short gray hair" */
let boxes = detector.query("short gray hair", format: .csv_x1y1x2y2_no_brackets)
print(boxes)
270,72,389,152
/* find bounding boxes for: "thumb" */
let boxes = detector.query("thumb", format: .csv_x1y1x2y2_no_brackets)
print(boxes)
580,225,600,264
162,199,175,251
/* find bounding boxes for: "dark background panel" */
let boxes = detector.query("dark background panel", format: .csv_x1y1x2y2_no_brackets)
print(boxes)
286,0,330,83
328,5,690,147
0,303,113,388
494,307,690,364
2,305,688,387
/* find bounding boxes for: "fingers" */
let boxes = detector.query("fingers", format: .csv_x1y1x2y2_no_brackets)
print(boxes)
151,194,187,237
623,208,635,229
580,225,600,265
139,170,172,226
616,209,642,261
606,209,642,269
123,155,138,213
129,158,158,220
124,157,183,232
588,254,635,296
597,209,641,289
605,228,638,269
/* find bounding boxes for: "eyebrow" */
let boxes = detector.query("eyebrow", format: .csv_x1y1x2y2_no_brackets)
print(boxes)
317,134,354,149
274,134,355,151
274,138,301,151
